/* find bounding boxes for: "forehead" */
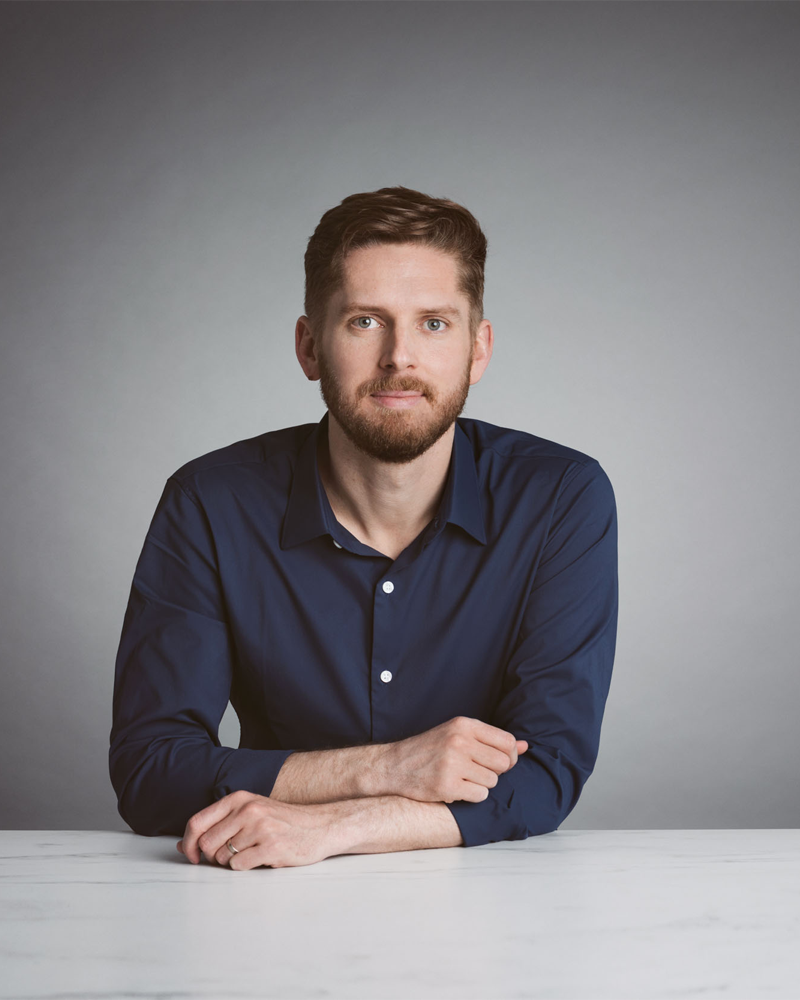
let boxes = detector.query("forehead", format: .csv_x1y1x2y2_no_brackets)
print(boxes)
335,243,465,305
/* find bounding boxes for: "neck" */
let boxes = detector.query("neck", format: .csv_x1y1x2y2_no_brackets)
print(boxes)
317,413,454,555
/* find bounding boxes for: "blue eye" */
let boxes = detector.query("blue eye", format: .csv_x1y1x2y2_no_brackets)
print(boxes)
353,316,378,329
424,318,447,332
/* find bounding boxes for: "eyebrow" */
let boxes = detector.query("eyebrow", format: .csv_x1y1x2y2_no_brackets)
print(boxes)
336,303,463,319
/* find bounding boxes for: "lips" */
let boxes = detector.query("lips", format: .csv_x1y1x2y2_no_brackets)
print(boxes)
369,390,425,409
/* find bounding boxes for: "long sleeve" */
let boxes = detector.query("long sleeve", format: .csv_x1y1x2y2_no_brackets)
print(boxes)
109,477,295,837
446,459,619,847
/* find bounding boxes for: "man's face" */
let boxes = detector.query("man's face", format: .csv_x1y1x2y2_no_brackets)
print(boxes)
311,242,487,464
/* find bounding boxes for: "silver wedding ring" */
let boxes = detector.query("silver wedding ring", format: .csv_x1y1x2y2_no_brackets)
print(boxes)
226,839,239,855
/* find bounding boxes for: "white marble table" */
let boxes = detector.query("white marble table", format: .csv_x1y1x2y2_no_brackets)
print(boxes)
1,829,798,999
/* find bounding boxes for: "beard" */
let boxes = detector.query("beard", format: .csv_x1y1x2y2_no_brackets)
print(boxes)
316,344,474,465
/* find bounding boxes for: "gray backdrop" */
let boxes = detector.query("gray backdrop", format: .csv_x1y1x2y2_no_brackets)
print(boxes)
2,1,798,832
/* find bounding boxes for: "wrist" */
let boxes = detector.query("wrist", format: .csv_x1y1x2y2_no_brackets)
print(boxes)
319,795,394,856
360,740,400,798
317,795,464,856
316,797,366,855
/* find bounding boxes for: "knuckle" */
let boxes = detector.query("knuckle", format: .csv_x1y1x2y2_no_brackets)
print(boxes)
445,732,466,751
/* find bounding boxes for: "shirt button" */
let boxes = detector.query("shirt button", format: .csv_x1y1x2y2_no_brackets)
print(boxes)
380,670,392,683
382,580,394,594
332,539,342,548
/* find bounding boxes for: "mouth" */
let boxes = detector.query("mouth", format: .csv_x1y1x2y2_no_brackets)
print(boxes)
371,391,423,397
370,391,425,409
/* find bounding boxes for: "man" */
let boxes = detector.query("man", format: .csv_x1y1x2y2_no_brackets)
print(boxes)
109,185,618,871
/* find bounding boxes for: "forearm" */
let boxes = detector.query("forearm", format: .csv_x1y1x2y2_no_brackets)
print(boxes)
269,743,394,804
324,794,464,854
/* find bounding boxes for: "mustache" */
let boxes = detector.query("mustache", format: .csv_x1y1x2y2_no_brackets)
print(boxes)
361,378,428,396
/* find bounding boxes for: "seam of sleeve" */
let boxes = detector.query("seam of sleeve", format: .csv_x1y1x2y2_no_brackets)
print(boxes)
554,457,601,505
168,475,203,510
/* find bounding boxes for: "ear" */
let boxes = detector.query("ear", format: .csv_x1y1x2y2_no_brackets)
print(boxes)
469,319,493,386
296,316,322,381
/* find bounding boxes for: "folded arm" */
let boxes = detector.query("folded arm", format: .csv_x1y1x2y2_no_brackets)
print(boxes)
444,459,619,847
112,457,617,853
110,476,464,844
110,477,303,836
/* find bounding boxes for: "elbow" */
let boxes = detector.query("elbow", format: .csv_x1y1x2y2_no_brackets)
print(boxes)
519,750,589,839
116,797,183,838
109,751,188,838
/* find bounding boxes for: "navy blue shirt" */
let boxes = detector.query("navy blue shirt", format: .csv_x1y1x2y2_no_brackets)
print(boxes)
109,410,618,847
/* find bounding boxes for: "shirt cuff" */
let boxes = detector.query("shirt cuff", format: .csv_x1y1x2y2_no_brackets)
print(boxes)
444,751,571,847
211,748,298,801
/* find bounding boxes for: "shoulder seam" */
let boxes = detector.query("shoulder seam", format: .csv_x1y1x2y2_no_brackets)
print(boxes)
458,417,598,467
167,475,203,510
170,444,301,485
555,457,604,503
483,443,598,468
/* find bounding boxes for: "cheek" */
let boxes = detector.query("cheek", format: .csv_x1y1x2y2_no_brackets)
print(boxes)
437,353,473,382
334,344,382,380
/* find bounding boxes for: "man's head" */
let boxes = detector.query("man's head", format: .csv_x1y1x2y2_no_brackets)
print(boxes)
296,186,493,464
303,185,487,342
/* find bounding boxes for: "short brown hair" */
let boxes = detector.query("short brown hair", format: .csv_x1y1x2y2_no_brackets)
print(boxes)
303,185,488,339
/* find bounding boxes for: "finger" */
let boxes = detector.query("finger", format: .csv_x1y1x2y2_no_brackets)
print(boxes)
181,796,239,864
180,826,201,864
463,760,504,789
207,820,251,867
471,743,520,774
511,740,529,766
510,739,529,759
192,810,250,867
469,737,529,775
176,840,184,854
227,845,271,872
473,721,523,756
458,778,494,804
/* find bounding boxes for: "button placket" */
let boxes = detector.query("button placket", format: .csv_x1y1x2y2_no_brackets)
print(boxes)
371,573,402,739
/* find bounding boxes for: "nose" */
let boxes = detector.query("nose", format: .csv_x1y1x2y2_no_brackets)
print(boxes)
379,321,417,371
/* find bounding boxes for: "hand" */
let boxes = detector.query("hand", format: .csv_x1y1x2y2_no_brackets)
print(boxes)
384,716,529,804
176,791,341,870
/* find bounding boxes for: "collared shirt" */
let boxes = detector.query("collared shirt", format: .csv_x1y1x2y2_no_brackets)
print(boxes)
109,410,618,847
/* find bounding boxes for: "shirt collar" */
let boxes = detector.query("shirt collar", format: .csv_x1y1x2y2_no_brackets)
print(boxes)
280,410,487,550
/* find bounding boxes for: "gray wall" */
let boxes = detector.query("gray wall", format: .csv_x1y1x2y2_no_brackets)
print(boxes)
2,1,798,832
